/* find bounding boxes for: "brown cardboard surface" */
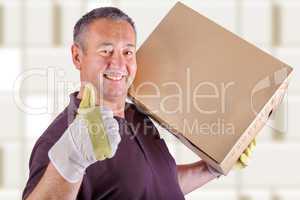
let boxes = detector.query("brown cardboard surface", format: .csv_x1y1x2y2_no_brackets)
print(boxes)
128,2,293,174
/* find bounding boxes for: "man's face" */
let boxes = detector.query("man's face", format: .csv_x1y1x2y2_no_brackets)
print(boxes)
73,18,137,102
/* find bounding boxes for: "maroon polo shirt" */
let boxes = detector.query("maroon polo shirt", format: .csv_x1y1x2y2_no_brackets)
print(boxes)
22,92,185,200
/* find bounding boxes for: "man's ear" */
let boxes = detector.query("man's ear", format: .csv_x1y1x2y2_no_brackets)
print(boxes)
71,43,84,70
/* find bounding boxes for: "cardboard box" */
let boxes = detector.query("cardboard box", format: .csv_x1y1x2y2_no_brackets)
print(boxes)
128,2,293,175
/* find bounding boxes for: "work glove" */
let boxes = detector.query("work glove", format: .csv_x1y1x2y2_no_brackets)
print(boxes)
48,84,121,183
235,138,256,169
206,138,256,178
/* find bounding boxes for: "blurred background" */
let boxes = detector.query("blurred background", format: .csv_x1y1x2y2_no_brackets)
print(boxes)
0,0,299,199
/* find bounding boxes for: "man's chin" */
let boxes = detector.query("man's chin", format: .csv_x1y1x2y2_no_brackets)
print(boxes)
103,91,127,102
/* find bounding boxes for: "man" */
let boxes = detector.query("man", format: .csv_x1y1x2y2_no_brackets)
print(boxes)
23,7,253,200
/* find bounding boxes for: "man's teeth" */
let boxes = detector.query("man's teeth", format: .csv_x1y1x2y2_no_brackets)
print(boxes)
104,74,124,81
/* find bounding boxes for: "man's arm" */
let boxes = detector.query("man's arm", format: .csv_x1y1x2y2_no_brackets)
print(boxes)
26,163,82,200
25,84,121,199
176,160,217,195
176,138,257,195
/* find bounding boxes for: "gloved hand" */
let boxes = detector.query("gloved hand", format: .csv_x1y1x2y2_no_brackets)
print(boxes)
206,138,256,178
235,138,256,169
48,84,121,183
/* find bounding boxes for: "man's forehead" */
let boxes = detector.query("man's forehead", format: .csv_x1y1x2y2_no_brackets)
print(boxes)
88,18,136,43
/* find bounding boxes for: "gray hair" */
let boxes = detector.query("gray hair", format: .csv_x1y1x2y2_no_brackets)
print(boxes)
73,7,136,50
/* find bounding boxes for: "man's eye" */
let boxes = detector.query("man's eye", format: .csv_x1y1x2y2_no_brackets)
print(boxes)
125,51,133,56
99,50,112,56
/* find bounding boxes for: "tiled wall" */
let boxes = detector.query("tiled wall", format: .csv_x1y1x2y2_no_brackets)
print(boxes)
0,0,299,199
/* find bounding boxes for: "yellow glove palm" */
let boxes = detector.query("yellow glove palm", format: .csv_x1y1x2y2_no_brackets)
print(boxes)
235,138,256,169
78,84,113,160
206,138,257,178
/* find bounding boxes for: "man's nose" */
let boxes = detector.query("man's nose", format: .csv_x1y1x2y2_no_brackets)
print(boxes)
109,51,126,69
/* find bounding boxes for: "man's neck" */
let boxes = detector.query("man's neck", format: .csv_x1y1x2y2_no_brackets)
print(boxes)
100,98,126,118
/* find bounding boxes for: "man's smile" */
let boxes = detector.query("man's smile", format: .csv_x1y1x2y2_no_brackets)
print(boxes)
103,70,128,82
103,74,126,81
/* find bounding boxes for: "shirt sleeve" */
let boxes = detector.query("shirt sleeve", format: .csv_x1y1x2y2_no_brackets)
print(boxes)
22,139,52,200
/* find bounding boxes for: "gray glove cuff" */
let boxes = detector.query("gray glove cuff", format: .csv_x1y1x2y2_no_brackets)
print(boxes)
48,124,92,183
